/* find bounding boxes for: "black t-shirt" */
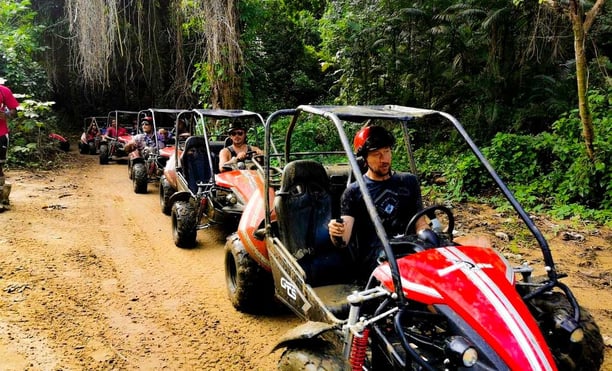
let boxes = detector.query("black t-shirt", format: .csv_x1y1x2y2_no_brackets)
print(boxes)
340,172,423,270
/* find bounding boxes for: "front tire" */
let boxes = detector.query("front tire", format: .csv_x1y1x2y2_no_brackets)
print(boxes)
532,291,604,371
278,341,348,371
88,141,96,155
171,200,197,248
159,176,175,215
132,163,148,194
224,234,273,313
99,144,110,164
127,158,134,179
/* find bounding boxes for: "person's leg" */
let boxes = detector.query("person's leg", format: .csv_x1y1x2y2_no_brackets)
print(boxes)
0,134,11,209
0,134,8,180
298,249,354,287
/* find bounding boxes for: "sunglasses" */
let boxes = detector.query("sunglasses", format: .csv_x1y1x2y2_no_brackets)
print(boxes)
230,131,245,136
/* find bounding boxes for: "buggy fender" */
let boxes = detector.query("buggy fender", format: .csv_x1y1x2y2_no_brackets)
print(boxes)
118,134,132,143
49,133,67,142
270,321,338,353
159,146,174,159
169,190,191,204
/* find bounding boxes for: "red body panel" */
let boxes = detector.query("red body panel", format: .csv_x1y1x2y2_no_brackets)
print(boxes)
48,133,67,142
373,246,557,370
164,152,179,187
215,170,262,204
159,146,174,159
234,175,276,271
118,134,132,143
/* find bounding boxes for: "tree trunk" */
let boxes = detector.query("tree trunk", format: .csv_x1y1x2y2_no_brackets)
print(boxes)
568,0,605,160
205,0,243,109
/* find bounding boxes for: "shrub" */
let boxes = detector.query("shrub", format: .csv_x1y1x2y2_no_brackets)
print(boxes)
416,88,611,224
8,98,66,169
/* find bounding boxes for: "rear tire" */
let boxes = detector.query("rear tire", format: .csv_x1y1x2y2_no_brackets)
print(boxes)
99,144,110,164
159,176,175,215
171,201,197,248
532,291,604,371
88,141,96,155
278,341,347,371
132,163,148,194
79,142,89,154
224,234,274,313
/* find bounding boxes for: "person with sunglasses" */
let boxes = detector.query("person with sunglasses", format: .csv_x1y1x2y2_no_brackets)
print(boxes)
124,117,157,153
218,122,262,172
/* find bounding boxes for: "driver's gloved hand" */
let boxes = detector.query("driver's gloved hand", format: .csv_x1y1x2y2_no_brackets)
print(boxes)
417,228,440,248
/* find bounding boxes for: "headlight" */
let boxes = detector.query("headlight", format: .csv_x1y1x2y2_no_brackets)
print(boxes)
555,313,584,343
225,193,237,205
445,336,478,367
462,347,478,367
216,189,237,205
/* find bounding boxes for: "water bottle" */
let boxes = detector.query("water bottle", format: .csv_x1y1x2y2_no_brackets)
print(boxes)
334,218,345,247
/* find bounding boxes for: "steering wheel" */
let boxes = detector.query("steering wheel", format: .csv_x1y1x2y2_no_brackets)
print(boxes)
222,151,261,171
233,150,255,162
404,205,455,247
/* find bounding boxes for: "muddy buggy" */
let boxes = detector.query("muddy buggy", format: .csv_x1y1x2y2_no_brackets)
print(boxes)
99,110,137,164
224,105,604,370
162,108,270,248
79,116,106,155
128,108,182,194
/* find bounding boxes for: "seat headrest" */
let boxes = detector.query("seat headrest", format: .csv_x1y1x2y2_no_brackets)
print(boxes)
184,136,207,151
280,160,329,193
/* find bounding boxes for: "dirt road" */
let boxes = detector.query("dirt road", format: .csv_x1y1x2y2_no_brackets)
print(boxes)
0,150,610,370
0,153,300,370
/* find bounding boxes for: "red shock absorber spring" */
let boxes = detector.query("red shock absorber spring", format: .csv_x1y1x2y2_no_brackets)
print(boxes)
349,327,370,371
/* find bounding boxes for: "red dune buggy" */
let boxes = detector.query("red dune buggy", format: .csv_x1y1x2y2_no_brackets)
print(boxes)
79,116,106,155
99,110,137,164
162,108,270,248
127,108,183,194
224,105,604,370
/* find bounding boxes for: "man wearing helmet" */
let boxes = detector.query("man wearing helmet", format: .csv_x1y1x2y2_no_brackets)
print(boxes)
328,125,430,279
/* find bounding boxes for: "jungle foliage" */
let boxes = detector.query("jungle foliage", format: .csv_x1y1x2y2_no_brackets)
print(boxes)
417,87,612,225
0,0,67,167
0,0,611,223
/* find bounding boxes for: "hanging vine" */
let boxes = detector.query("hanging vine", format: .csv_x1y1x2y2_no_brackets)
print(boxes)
65,0,117,87
182,0,243,108
163,1,198,108
63,0,242,108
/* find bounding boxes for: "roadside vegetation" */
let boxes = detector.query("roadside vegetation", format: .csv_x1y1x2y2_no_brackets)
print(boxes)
1,0,610,224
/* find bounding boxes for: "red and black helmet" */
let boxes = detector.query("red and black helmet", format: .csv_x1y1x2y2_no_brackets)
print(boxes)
141,116,153,125
353,126,396,157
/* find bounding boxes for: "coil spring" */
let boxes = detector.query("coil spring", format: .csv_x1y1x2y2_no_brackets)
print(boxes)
349,327,370,371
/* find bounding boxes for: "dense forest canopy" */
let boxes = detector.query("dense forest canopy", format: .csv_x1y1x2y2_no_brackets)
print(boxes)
0,0,610,223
